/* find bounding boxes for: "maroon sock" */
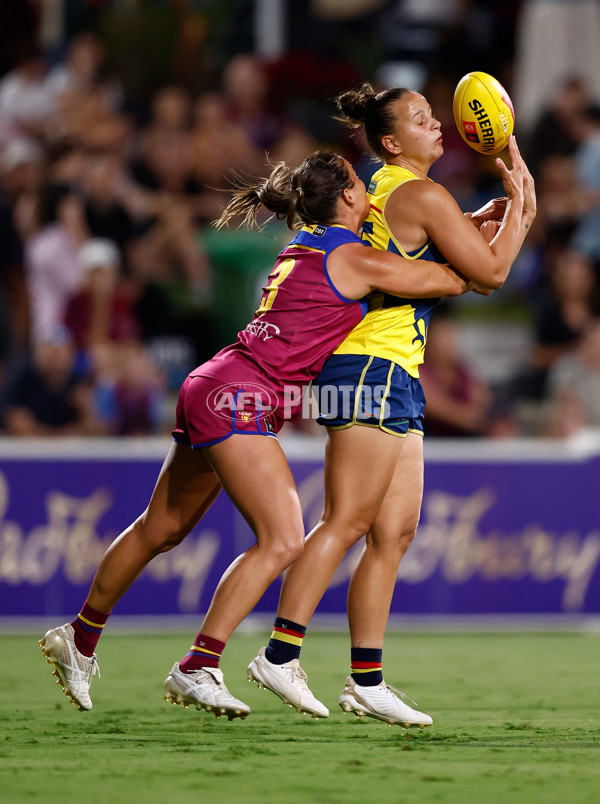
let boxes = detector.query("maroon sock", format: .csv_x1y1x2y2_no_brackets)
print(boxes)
179,633,225,673
71,602,111,657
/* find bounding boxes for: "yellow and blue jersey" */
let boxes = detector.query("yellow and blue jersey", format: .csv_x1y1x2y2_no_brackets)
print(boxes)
332,163,442,377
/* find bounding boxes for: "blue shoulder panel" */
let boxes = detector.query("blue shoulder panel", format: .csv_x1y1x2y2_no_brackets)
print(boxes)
287,225,363,257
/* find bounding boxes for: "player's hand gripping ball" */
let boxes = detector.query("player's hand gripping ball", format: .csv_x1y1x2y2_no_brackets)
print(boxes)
453,71,514,155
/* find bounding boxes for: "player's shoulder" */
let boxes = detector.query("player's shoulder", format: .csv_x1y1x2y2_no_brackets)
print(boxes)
388,177,454,211
291,224,361,249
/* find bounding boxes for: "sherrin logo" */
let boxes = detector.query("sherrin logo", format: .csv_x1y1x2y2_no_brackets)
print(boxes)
206,382,279,422
467,99,495,152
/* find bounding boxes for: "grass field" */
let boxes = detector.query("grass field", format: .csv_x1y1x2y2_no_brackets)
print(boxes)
1,630,599,804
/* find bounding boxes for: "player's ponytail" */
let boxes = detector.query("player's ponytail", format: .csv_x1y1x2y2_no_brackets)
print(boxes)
214,161,296,231
215,151,353,231
335,83,411,159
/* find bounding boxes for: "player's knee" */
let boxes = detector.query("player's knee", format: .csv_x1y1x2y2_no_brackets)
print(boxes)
369,519,418,556
156,528,188,553
270,530,305,571
135,512,188,555
328,513,378,548
397,523,418,555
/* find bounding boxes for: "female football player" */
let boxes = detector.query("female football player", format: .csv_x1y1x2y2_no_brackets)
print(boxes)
249,84,535,728
39,150,475,718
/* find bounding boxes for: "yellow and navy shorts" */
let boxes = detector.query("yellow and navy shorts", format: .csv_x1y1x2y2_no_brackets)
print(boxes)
314,354,425,437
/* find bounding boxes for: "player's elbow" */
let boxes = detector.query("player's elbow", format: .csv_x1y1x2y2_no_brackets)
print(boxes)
488,255,514,289
480,276,505,290
477,264,508,290
490,269,508,289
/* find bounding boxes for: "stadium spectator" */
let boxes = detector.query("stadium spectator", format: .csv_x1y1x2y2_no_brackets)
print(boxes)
521,249,599,401
64,238,140,351
269,122,319,170
2,324,100,436
126,86,213,309
1,138,45,243
0,193,28,390
419,311,494,437
571,105,600,261
24,190,88,344
44,32,122,112
523,76,592,178
132,85,195,196
535,155,582,251
0,45,53,136
47,69,130,153
127,195,212,312
222,54,283,152
189,91,264,200
545,317,600,437
0,138,43,204
90,340,167,436
80,150,136,251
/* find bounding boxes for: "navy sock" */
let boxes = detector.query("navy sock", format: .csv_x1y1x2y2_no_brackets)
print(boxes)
350,646,383,686
265,617,306,665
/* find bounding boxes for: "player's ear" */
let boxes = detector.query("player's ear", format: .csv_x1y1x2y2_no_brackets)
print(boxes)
341,185,354,205
381,134,401,156
341,182,363,211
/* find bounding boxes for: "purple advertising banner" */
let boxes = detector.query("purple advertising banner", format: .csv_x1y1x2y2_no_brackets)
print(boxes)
1,437,599,618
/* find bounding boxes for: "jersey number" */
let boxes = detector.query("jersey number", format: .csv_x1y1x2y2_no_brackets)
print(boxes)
256,258,296,315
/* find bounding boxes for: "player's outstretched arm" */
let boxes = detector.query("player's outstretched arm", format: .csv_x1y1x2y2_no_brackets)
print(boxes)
328,243,471,301
386,136,528,290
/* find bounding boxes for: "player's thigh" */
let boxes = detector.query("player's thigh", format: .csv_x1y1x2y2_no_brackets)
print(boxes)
369,432,424,547
143,441,222,536
322,425,406,526
204,434,304,544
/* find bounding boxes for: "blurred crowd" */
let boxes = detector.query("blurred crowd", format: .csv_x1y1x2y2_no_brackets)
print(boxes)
1,3,600,440
0,34,325,438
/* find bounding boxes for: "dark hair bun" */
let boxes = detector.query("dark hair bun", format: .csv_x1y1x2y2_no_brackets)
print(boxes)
335,83,377,126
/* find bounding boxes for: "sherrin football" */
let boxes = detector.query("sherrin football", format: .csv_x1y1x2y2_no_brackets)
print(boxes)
453,71,514,155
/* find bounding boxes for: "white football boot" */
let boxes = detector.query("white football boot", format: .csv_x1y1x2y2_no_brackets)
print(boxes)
247,646,329,718
39,623,100,711
339,676,433,728
164,663,250,720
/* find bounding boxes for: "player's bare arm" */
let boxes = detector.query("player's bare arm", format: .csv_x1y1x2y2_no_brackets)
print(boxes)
328,242,469,300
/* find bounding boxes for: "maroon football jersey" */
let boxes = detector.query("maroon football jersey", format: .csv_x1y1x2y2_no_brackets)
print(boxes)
214,224,368,386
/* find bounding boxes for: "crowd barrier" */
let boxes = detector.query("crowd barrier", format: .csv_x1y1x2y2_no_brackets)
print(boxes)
1,435,599,619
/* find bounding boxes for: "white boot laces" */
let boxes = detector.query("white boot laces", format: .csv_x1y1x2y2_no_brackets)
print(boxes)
385,683,417,708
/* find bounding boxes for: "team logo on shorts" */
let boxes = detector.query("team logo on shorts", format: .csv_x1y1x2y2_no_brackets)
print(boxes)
206,382,279,422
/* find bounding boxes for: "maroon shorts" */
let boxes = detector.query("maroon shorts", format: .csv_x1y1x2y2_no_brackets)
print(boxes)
171,354,287,448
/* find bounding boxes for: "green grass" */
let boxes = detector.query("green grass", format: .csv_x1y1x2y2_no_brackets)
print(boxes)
2,631,599,803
